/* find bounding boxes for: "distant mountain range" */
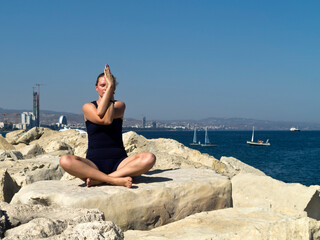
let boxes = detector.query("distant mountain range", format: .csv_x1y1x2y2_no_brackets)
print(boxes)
1,107,320,130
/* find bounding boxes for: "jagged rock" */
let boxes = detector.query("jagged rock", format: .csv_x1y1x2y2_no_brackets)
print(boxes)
53,221,124,240
31,129,87,157
5,130,25,145
0,210,5,238
124,207,320,240
122,131,228,175
11,168,232,231
0,150,23,161
15,127,46,145
220,156,266,177
0,155,64,187
19,143,44,158
0,169,20,202
232,173,320,220
0,202,123,240
0,136,15,151
42,141,74,155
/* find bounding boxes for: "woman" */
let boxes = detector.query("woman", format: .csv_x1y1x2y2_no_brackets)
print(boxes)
60,65,156,188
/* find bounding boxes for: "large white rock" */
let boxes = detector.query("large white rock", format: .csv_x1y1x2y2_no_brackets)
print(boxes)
0,155,64,187
220,156,266,177
15,127,46,145
0,136,15,151
0,202,123,240
4,130,25,144
232,173,320,220
124,207,320,240
122,131,228,175
11,168,232,231
0,169,20,202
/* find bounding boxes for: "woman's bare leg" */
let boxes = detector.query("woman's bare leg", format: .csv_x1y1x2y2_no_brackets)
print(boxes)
59,155,132,188
109,152,156,178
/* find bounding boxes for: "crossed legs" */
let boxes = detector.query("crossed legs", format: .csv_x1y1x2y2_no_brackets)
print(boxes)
59,152,156,188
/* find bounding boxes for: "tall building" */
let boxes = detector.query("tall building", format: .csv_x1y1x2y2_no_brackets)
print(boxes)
21,112,35,129
33,85,40,127
142,116,146,128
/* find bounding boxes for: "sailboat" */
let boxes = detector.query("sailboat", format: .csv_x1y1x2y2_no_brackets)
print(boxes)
246,127,270,146
201,127,216,147
190,128,201,145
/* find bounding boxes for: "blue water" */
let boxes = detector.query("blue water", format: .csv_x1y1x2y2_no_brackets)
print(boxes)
134,130,320,187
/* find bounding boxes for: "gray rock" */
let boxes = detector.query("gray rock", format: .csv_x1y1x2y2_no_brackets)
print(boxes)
19,144,44,158
5,130,25,145
0,150,23,161
0,170,20,202
0,155,64,187
0,136,15,151
232,173,320,220
11,168,232,231
125,207,320,240
15,127,46,145
220,156,266,177
0,202,123,239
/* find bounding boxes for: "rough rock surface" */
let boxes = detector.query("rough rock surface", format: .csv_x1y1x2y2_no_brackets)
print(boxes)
0,169,20,202
0,155,64,187
4,130,25,144
232,173,320,220
124,207,320,240
0,150,23,161
123,131,228,175
19,143,44,158
0,136,15,151
220,156,266,177
11,168,232,231
0,201,123,240
15,127,46,145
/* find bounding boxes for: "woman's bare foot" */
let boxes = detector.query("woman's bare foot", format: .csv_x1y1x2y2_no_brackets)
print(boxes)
86,176,132,188
86,178,103,187
111,176,132,188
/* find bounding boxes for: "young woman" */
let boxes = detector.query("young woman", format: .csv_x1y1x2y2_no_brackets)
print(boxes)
60,65,156,188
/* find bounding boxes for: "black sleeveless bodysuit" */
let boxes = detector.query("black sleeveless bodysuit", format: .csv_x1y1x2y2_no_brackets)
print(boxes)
85,101,127,174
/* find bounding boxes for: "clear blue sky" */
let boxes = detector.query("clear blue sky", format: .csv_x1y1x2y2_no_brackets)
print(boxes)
1,1,319,122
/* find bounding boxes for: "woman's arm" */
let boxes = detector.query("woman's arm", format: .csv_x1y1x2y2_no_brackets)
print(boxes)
96,65,115,118
83,101,125,125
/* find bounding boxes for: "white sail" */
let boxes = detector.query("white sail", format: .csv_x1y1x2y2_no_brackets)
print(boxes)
204,127,210,144
251,126,254,142
193,128,197,143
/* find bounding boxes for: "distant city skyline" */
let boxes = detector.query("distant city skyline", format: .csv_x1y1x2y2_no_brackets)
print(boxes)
0,1,319,123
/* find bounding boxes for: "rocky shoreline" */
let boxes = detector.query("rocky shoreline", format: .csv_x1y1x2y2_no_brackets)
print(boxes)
0,127,320,239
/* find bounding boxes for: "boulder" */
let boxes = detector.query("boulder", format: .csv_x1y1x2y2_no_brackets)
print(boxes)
0,155,64,187
5,130,25,145
0,202,123,240
122,131,228,175
11,168,232,231
15,127,46,145
19,144,44,158
220,156,266,177
31,129,87,157
232,173,320,220
0,169,20,202
0,210,5,238
0,150,23,161
0,136,15,151
42,141,73,155
124,207,320,240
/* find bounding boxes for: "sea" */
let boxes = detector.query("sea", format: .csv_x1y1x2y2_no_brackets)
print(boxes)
1,130,319,187
134,130,320,187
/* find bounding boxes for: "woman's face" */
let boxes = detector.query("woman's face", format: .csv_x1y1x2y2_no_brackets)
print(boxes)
96,76,107,97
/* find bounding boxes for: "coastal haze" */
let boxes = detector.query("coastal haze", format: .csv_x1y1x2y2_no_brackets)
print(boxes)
1,107,320,130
